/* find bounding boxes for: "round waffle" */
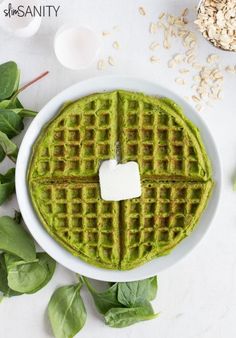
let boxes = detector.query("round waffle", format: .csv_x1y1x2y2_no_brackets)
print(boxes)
28,91,213,270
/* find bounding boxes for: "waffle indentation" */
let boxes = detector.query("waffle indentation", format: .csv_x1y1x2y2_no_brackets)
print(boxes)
120,181,213,269
30,92,118,178
31,182,120,269
119,91,210,180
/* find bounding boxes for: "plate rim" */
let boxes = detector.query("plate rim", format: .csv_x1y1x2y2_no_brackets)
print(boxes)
15,75,222,282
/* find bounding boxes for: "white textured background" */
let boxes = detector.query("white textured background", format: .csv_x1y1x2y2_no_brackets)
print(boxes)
0,0,236,337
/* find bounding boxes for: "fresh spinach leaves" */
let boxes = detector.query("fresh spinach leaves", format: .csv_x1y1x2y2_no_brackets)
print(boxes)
0,109,24,138
82,276,159,329
0,168,15,205
0,61,47,202
48,281,87,338
0,61,20,100
0,216,36,261
117,276,158,307
0,131,18,162
0,254,20,297
104,301,159,328
0,215,56,299
5,252,56,294
82,277,122,314
28,252,56,293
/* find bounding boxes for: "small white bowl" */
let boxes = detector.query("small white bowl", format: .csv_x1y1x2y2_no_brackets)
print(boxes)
54,25,100,70
0,0,41,38
15,76,222,282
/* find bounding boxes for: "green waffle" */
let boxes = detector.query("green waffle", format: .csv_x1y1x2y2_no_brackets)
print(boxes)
28,90,214,270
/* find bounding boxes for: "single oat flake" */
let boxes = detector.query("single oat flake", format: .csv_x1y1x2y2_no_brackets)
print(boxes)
150,56,160,63
112,41,120,49
108,56,116,66
139,7,146,16
97,59,106,70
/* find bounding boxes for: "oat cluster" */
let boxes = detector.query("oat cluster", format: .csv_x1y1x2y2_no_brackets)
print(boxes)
97,6,235,112
195,0,236,51
147,9,235,111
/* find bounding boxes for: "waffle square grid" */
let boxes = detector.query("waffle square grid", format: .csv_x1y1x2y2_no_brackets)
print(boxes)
29,91,213,270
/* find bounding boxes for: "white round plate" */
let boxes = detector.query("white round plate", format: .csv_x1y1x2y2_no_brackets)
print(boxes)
16,76,222,282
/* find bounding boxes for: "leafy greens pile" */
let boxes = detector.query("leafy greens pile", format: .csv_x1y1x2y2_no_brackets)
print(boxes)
47,276,159,338
0,214,56,298
0,61,47,205
0,61,159,338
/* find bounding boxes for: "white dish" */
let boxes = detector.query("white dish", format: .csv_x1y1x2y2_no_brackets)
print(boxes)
54,25,100,70
0,0,41,38
15,76,222,282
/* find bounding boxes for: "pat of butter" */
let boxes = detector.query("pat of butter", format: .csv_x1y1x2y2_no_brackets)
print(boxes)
99,160,141,201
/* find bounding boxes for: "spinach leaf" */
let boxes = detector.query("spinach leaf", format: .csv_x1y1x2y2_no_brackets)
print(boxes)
147,276,158,301
0,61,20,100
0,254,21,297
117,276,158,307
0,145,5,162
0,110,24,138
0,100,11,109
48,282,86,338
27,252,56,293
12,97,23,108
0,98,36,118
82,277,122,315
104,301,159,328
12,108,37,117
5,252,55,294
0,97,23,110
0,131,18,161
0,216,36,261
0,168,15,205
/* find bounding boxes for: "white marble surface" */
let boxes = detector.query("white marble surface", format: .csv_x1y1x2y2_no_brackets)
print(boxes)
0,0,235,337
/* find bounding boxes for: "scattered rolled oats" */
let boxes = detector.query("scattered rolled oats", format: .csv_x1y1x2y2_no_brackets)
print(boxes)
183,32,197,48
195,0,236,51
192,95,201,103
168,59,176,68
141,7,231,112
175,77,186,85
207,54,220,64
173,54,185,63
149,41,160,50
195,104,202,112
225,65,236,73
192,62,202,70
187,55,196,64
112,41,120,49
102,31,110,36
139,6,146,16
217,89,223,99
108,56,116,66
186,49,195,56
97,59,106,70
159,12,165,20
150,56,160,63
163,38,170,49
193,75,201,82
150,22,158,34
179,68,190,74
